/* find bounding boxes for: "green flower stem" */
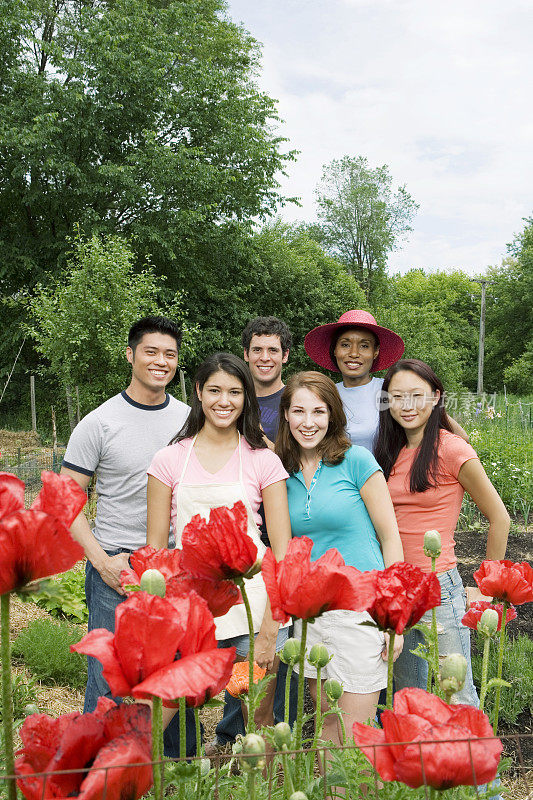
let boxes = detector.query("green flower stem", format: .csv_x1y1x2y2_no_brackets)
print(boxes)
1,594,16,800
236,579,256,732
311,665,323,769
281,746,295,798
493,601,508,735
386,630,395,709
151,696,163,800
247,769,256,800
336,704,346,745
179,697,187,760
427,555,439,694
294,619,308,786
194,708,202,758
284,662,295,726
479,634,491,712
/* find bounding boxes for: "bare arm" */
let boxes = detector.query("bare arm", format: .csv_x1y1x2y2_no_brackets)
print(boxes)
457,458,510,605
360,470,404,661
449,416,469,443
146,475,173,550
359,471,404,567
60,466,130,595
254,480,292,670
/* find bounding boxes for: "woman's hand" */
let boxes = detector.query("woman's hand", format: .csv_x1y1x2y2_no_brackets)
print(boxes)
382,632,403,662
254,627,279,671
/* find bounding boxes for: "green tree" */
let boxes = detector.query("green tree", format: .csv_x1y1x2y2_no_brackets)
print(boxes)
26,233,197,416
313,156,418,303
484,218,533,393
389,269,480,390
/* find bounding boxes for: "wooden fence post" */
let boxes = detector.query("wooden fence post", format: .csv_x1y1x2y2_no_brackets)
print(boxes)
30,375,37,432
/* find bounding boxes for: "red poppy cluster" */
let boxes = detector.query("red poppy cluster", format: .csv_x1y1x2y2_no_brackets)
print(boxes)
73,589,235,708
120,544,242,618
462,600,517,632
0,471,86,594
352,688,503,790
474,560,533,605
180,501,259,581
262,537,366,624
16,699,152,800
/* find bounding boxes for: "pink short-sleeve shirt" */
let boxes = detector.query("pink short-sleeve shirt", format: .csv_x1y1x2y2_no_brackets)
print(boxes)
387,430,478,573
148,437,288,531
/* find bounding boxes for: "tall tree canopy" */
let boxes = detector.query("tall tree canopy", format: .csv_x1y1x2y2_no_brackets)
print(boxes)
313,156,418,303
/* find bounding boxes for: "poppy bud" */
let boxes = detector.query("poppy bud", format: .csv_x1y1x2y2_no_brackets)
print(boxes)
23,703,39,717
232,735,244,755
439,653,467,696
241,733,266,770
308,643,330,668
289,793,308,800
478,608,499,636
280,637,302,665
273,721,292,749
324,678,343,702
423,530,442,558
199,758,211,777
140,568,166,597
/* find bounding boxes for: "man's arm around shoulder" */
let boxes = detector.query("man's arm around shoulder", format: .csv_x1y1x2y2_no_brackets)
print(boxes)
60,466,129,595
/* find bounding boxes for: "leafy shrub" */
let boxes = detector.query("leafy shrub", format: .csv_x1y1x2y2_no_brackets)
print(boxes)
0,672,38,727
13,617,87,689
472,634,533,725
29,566,88,623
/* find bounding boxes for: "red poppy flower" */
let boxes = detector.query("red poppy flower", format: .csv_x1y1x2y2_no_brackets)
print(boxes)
0,471,86,594
462,600,517,632
473,560,533,605
120,544,242,617
15,699,153,800
180,501,258,582
0,472,25,518
359,562,442,635
72,590,236,708
352,687,502,790
262,536,368,624
226,661,266,698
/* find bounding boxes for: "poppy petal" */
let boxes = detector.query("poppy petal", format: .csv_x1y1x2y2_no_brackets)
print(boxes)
72,628,132,698
0,472,25,519
77,734,153,800
31,471,87,526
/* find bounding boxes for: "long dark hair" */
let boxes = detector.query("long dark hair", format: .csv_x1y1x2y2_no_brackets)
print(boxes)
171,353,266,449
275,372,351,474
374,359,453,492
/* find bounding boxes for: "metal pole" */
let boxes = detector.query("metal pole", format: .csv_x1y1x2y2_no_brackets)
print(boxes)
30,375,37,432
471,279,494,395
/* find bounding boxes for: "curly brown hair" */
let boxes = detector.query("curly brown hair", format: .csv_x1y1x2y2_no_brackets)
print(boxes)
275,371,351,474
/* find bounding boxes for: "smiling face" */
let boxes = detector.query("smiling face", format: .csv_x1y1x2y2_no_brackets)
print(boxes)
196,369,245,431
126,332,179,400
387,370,440,443
333,327,379,387
244,334,288,395
285,387,330,455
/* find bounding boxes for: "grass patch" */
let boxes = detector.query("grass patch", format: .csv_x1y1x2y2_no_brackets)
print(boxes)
13,617,88,690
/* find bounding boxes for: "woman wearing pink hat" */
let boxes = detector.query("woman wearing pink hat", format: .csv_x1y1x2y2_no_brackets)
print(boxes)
304,311,404,453
305,310,468,453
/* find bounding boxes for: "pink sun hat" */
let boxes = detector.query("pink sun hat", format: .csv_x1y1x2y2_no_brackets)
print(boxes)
304,310,405,373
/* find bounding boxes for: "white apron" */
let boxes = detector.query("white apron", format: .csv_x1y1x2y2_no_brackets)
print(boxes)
173,434,274,640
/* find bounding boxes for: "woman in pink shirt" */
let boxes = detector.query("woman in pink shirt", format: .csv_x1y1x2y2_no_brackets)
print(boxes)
374,359,509,705
147,352,291,729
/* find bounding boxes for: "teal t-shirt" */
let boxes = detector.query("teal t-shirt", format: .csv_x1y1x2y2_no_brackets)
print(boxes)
286,446,385,571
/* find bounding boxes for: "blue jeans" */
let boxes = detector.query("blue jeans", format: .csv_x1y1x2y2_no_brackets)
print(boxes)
84,553,199,757
394,566,478,705
215,628,299,745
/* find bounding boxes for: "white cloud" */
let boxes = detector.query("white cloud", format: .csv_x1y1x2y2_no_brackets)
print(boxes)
227,0,532,273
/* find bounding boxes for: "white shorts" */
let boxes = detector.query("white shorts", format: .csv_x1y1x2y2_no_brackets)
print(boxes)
294,609,387,694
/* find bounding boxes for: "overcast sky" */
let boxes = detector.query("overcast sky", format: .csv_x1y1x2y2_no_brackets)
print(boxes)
226,0,532,275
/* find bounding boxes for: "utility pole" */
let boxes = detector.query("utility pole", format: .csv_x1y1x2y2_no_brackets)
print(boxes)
471,279,495,394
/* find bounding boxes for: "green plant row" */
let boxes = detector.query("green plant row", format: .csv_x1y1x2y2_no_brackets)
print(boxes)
12,618,87,690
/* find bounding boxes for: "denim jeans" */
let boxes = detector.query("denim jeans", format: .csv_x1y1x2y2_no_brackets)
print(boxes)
214,626,299,745
393,566,479,705
84,553,199,757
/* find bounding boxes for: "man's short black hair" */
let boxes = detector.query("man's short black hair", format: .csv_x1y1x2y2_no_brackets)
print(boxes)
128,316,182,352
241,316,292,353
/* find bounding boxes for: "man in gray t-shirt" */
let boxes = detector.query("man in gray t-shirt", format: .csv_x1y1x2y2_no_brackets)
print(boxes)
61,316,189,717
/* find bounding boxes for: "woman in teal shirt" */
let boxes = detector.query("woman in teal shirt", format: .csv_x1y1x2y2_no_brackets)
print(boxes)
275,371,404,748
